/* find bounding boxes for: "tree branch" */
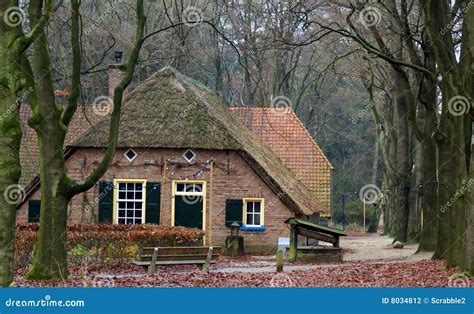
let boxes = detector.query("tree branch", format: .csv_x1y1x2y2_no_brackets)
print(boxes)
67,0,146,195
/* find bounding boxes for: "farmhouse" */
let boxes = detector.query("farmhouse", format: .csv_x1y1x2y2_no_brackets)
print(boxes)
16,67,333,252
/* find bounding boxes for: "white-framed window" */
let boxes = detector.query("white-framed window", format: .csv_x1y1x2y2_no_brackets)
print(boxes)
124,148,138,162
182,149,196,163
175,182,203,195
243,198,264,227
115,180,145,224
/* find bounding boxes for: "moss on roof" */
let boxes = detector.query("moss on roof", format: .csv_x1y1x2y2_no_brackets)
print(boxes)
71,67,326,215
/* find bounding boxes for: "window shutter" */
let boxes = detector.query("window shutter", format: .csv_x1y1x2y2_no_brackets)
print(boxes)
145,182,160,224
28,200,41,223
98,181,114,223
225,199,243,226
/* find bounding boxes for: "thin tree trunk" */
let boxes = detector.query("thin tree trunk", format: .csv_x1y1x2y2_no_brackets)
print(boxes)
407,138,421,243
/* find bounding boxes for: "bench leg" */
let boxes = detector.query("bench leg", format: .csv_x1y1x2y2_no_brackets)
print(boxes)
202,247,213,272
147,248,159,275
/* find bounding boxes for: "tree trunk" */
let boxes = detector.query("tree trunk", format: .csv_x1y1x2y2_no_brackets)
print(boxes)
0,17,23,287
407,138,421,243
393,77,411,243
417,108,438,251
462,139,473,274
27,123,70,280
0,63,22,287
433,88,468,269
416,35,439,252
25,0,145,281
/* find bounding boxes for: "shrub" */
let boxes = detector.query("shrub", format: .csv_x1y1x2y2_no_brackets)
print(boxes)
15,223,204,268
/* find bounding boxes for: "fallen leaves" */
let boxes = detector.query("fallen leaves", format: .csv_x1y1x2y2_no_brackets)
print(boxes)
13,258,469,288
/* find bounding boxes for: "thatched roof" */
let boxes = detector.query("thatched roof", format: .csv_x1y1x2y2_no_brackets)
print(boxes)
72,67,326,215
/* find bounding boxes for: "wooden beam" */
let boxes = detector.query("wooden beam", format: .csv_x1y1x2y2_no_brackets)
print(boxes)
296,227,337,244
288,225,298,263
147,248,158,275
202,247,213,272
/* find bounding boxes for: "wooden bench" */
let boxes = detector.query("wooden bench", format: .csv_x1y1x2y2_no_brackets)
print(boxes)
132,246,222,275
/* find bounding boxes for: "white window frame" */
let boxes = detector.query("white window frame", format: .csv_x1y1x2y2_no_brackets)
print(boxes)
174,182,204,196
182,149,197,163
113,179,147,224
124,148,138,162
243,198,265,227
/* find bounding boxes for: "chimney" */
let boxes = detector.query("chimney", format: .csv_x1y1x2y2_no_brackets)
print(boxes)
108,50,127,99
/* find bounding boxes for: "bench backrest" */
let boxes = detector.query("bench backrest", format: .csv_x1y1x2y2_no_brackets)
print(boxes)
140,246,222,262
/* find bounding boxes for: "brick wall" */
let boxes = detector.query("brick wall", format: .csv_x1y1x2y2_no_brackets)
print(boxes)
17,147,301,253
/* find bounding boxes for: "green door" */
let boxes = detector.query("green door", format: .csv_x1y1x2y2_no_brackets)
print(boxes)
174,195,203,229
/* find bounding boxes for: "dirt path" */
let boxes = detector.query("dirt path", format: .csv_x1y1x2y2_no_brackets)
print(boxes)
213,234,433,273
342,233,432,262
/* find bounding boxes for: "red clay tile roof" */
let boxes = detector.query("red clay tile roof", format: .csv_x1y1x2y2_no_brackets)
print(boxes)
230,107,333,210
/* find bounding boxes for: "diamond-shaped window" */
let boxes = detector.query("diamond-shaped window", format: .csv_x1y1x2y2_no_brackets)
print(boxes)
124,148,137,162
183,149,196,163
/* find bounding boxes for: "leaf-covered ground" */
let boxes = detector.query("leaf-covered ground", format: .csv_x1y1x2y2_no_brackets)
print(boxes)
13,259,471,288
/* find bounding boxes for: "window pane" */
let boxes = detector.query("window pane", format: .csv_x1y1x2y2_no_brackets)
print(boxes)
119,183,126,190
135,202,142,209
118,192,126,199
185,184,193,193
247,214,253,225
254,214,261,225
254,202,261,213
135,184,142,191
135,192,142,199
176,183,185,192
118,201,126,209
246,202,252,214
135,219,142,224
127,183,134,190
127,210,133,218
118,218,125,224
